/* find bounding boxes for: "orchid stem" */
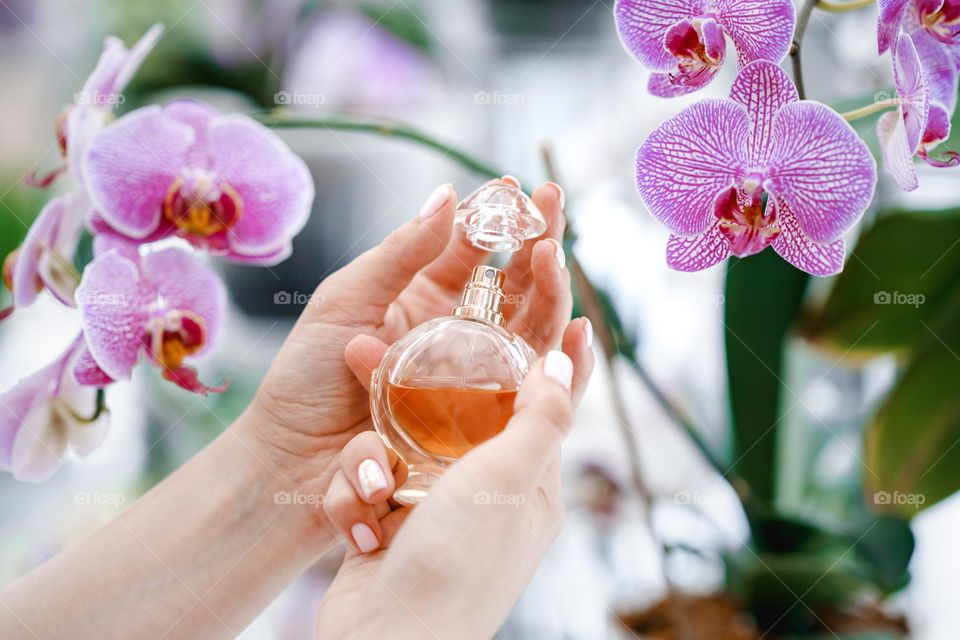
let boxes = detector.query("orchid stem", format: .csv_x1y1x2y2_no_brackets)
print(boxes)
256,110,504,181
816,0,877,12
841,98,900,121
790,0,818,100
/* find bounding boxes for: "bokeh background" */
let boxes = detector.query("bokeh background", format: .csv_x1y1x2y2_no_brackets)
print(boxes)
1,1,959,638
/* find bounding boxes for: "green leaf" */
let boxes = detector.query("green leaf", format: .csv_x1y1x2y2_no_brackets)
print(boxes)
865,298,960,516
358,2,433,54
807,212,960,358
724,251,809,503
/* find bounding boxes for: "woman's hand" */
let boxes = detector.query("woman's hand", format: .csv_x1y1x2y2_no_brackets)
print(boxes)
236,178,571,553
316,321,594,639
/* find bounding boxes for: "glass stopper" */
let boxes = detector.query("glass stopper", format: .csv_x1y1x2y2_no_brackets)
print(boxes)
454,182,547,253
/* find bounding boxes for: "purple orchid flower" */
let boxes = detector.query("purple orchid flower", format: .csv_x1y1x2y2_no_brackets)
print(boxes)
910,27,960,166
614,0,796,97
636,61,877,276
879,0,960,54
83,100,314,265
878,33,931,190
0,336,109,482
75,247,228,395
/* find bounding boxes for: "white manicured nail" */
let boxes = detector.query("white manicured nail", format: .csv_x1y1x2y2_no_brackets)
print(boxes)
357,458,387,500
548,238,565,270
544,351,573,389
351,523,379,553
545,181,565,210
418,184,451,219
582,318,593,348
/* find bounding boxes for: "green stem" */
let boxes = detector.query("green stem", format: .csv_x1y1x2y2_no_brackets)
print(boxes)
256,111,504,181
816,0,877,12
790,0,818,100
842,98,900,121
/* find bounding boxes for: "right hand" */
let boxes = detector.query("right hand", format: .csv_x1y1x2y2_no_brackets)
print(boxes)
315,319,594,639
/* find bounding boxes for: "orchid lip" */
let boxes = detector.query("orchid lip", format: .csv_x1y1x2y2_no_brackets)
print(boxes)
145,310,207,371
163,172,243,237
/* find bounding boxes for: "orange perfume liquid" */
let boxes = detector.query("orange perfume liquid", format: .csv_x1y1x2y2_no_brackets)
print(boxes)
386,383,517,458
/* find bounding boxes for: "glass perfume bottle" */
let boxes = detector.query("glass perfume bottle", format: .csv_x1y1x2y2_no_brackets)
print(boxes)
370,182,545,504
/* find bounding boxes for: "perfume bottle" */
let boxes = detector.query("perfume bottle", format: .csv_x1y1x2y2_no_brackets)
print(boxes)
370,182,545,504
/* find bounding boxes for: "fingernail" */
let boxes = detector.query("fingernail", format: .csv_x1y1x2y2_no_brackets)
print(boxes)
544,350,573,390
502,174,520,187
582,317,593,348
357,458,388,500
418,184,451,219
351,523,379,553
545,181,565,210
548,238,565,270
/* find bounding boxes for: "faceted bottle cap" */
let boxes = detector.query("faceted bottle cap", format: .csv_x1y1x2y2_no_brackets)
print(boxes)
455,182,547,253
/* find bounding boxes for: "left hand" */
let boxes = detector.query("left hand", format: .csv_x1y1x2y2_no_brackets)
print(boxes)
236,177,572,552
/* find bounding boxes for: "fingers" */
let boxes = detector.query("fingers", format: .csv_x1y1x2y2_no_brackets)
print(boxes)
344,334,390,391
507,237,572,354
560,317,595,407
339,431,397,503
419,175,519,295
485,322,594,464
323,432,403,554
503,182,565,298
314,184,457,325
323,471,384,554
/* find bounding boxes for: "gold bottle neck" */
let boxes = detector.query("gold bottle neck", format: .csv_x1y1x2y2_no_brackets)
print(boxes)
452,266,506,327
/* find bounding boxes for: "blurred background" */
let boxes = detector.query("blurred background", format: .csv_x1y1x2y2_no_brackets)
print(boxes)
1,1,959,638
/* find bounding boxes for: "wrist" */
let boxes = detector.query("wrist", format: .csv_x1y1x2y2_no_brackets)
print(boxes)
228,408,341,559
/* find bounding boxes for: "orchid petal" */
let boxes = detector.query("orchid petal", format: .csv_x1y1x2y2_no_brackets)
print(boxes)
85,106,195,238
729,60,799,166
912,28,959,111
163,99,218,168
636,99,748,236
11,403,67,482
878,0,910,53
73,346,115,387
893,32,929,154
75,252,152,381
0,360,57,471
80,24,162,102
647,70,719,97
211,116,314,258
772,198,846,276
878,110,921,191
768,101,877,243
140,249,227,358
614,0,705,70
12,196,64,308
714,0,796,66
666,222,730,272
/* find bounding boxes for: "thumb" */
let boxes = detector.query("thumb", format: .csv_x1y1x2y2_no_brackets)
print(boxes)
495,351,574,461
310,184,456,324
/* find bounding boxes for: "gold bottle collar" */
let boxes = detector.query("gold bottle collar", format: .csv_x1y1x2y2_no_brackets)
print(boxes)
452,266,506,326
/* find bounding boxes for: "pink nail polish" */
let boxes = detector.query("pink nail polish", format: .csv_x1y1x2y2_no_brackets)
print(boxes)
545,181,565,210
418,184,451,219
582,318,593,348
351,523,379,553
544,351,573,389
357,458,388,500
548,238,565,270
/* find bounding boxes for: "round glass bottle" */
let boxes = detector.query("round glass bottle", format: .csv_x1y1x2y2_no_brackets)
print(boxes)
370,266,536,504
